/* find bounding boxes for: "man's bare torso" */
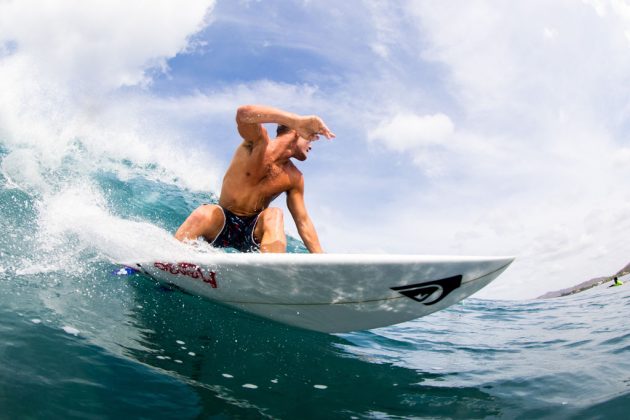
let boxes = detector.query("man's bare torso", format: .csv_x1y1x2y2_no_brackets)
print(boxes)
176,104,333,253
218,138,301,216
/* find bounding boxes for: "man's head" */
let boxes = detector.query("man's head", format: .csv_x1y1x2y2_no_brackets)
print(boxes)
277,124,291,137
277,124,312,162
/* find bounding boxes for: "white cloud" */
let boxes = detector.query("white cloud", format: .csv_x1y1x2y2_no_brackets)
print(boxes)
543,27,558,39
583,0,608,16
367,112,454,176
369,113,454,153
0,0,214,91
409,1,630,124
370,43,389,59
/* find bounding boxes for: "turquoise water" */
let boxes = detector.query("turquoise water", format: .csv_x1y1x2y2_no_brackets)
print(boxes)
1,142,629,418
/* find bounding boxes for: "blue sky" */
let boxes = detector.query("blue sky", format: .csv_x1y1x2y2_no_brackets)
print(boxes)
2,0,630,298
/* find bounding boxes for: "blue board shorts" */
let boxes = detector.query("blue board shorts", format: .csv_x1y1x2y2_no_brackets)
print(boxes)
209,205,261,252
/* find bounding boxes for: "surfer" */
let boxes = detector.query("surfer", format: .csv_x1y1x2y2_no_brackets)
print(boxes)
175,104,335,253
610,277,623,287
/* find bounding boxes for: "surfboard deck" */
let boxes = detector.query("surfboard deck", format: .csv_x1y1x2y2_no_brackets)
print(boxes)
124,254,514,333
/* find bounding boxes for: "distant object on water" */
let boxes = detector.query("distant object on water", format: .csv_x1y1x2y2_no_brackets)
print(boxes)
538,262,628,299
609,277,624,288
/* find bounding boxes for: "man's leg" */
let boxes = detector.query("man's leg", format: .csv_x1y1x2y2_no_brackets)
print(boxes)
175,205,225,242
254,207,287,253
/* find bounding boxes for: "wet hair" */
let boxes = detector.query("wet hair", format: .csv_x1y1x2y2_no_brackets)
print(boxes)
276,124,291,137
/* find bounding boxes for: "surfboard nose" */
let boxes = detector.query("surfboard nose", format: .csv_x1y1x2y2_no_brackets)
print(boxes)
496,256,515,266
501,256,516,268
487,256,515,274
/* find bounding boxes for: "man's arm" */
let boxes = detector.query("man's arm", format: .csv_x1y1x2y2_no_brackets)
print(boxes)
236,105,299,144
286,177,323,253
236,105,335,143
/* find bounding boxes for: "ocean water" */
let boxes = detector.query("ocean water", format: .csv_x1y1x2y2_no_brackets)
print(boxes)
1,138,630,420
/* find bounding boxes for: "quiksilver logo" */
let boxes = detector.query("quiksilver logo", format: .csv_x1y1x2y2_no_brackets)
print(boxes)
390,275,462,305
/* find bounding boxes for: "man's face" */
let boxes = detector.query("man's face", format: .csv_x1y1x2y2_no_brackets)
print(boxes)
294,136,313,161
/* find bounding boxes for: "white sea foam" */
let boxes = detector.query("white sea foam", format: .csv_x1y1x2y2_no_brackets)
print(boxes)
33,184,213,267
15,262,65,276
62,326,80,336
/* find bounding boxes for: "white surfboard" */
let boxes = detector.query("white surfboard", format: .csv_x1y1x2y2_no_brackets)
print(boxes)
126,254,514,333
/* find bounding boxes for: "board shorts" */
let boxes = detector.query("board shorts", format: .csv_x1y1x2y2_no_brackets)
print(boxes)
209,205,261,252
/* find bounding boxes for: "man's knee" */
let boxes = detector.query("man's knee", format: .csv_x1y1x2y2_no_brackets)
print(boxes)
196,204,223,222
183,205,217,229
256,207,285,240
176,205,224,240
262,207,284,228
259,208,286,251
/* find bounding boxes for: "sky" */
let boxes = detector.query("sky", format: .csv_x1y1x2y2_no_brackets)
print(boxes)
1,0,630,299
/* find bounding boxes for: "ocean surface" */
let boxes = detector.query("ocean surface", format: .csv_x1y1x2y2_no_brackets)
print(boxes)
1,141,630,419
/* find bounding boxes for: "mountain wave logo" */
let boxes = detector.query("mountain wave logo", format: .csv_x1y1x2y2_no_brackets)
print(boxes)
390,275,462,305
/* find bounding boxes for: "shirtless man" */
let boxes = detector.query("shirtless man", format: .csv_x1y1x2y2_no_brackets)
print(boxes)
175,105,335,253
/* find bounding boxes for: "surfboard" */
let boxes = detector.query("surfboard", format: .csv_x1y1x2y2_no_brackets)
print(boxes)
125,254,514,333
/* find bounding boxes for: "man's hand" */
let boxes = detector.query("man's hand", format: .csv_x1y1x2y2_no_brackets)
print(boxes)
295,115,336,141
